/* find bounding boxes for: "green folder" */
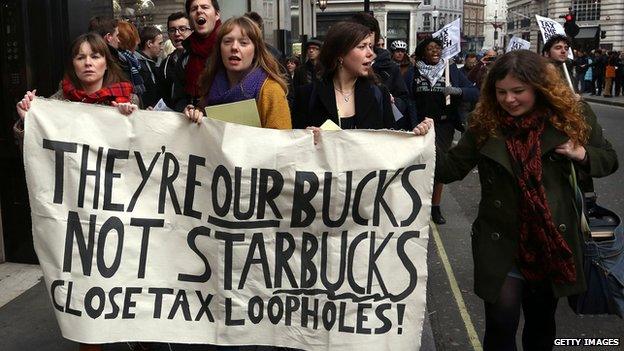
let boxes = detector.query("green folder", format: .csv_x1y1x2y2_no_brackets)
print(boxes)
204,99,261,127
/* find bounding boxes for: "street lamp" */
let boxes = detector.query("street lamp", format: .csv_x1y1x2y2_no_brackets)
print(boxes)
491,10,504,49
432,10,439,31
317,0,327,12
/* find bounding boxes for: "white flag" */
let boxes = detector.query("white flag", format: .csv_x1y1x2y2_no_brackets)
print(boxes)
433,18,462,60
506,36,531,52
535,14,574,59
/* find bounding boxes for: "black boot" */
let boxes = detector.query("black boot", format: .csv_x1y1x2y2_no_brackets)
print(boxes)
431,206,446,224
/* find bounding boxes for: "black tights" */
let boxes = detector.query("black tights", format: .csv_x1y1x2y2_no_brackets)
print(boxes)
483,276,558,351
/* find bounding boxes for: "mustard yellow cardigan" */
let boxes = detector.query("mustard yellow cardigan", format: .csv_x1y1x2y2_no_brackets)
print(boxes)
256,78,292,130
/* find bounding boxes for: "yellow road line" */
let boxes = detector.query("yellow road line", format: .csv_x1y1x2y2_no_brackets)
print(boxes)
431,222,483,350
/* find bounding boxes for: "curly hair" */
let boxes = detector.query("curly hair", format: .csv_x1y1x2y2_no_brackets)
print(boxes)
469,50,589,146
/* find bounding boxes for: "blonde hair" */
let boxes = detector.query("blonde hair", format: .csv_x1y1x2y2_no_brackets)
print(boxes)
199,16,287,98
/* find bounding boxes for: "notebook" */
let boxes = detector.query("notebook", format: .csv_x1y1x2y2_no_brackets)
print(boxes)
204,99,261,127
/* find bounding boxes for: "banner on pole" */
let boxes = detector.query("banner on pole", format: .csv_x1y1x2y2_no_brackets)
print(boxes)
23,99,435,350
535,14,574,59
433,18,462,60
506,36,531,52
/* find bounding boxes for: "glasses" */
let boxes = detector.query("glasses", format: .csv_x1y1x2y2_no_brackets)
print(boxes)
168,26,191,35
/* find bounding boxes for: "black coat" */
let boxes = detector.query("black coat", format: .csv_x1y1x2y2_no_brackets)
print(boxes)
292,77,395,130
373,47,414,128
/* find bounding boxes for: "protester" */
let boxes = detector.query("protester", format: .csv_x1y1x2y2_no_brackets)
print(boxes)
171,0,222,112
542,34,577,91
292,37,322,88
604,52,617,98
462,52,486,88
291,21,393,130
88,16,129,79
349,12,413,129
436,50,618,351
160,12,193,109
116,20,146,99
15,33,137,132
285,55,299,80
592,49,606,96
615,51,624,96
136,26,164,108
183,16,290,130
408,37,479,224
583,54,594,94
14,36,138,351
390,39,412,81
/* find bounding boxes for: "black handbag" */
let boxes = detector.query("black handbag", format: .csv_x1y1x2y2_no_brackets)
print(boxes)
567,164,624,318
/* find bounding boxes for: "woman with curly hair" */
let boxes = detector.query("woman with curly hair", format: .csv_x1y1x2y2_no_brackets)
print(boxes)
436,50,618,350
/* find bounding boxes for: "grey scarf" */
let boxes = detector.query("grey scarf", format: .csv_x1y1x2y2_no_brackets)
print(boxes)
416,59,446,87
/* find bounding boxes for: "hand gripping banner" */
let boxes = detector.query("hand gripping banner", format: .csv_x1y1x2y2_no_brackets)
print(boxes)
23,98,434,350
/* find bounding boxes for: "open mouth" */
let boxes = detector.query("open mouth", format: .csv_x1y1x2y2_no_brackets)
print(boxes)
197,17,207,25
228,56,242,64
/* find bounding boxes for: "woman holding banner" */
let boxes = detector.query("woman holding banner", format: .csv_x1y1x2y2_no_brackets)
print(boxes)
435,50,618,350
15,33,138,351
291,21,395,130
15,33,138,139
408,37,479,224
183,16,291,129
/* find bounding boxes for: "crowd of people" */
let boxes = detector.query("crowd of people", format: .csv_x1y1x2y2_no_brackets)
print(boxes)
13,0,620,350
573,47,624,97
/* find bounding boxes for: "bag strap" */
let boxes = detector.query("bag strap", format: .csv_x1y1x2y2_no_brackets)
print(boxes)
569,162,591,240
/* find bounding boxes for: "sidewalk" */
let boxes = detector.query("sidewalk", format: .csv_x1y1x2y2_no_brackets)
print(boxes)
582,93,624,108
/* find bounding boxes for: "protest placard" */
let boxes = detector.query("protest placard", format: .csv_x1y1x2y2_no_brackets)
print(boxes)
23,99,434,350
506,36,531,52
433,18,462,60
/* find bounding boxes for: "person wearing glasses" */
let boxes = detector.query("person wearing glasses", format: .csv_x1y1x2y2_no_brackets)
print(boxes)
160,11,193,109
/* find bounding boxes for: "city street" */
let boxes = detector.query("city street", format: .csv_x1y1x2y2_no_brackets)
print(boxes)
1,101,622,350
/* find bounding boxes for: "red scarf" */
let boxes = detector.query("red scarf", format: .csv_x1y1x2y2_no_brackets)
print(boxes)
62,78,133,104
500,110,577,284
185,20,222,97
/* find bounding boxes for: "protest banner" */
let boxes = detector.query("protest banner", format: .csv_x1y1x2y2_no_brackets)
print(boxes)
433,18,461,105
506,36,531,52
23,99,434,350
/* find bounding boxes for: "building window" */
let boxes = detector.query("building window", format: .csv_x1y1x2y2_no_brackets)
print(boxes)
423,13,431,31
573,0,601,21
387,12,410,46
424,0,431,5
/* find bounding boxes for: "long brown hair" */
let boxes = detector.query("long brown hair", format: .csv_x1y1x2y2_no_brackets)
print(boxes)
198,16,287,97
319,21,374,81
65,33,128,89
470,50,589,145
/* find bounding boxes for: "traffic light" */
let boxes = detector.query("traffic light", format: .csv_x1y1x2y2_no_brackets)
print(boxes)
601,30,606,39
562,11,580,38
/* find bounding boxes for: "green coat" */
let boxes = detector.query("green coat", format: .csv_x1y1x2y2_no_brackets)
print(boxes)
435,111,618,303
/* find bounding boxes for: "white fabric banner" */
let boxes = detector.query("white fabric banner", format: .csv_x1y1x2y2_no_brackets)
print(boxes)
433,18,462,60
23,99,434,350
535,15,574,59
506,36,531,52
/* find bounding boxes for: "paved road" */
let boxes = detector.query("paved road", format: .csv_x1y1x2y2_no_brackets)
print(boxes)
427,102,624,350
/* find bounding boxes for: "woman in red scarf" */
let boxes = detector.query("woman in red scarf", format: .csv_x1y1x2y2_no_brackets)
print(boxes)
436,50,618,350
14,32,137,351
15,33,138,131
